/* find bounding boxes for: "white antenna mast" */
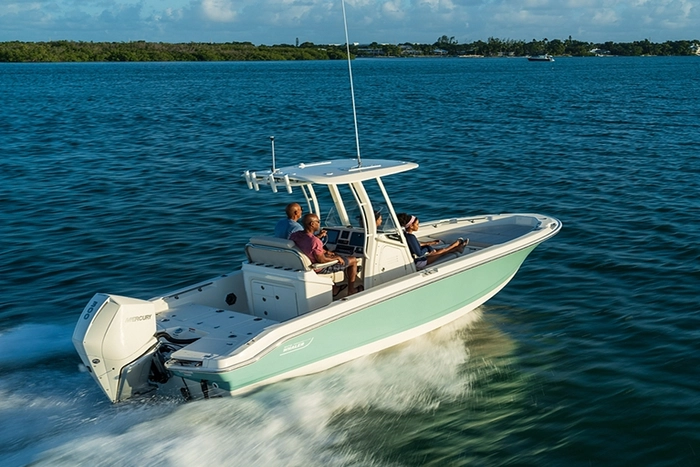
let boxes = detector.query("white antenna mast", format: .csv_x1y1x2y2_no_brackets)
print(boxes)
341,0,362,167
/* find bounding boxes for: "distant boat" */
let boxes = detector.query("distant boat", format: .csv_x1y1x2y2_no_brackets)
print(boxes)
527,54,554,62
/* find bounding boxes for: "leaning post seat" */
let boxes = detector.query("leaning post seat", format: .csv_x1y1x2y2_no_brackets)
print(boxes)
242,236,344,320
244,236,344,282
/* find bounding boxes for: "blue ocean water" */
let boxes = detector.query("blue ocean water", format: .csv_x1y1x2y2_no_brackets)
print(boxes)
1,56,699,466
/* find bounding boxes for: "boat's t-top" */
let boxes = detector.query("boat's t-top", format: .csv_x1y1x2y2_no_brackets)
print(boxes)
243,158,421,288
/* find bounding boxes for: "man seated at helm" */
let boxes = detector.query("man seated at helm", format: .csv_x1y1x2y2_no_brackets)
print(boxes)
290,213,360,296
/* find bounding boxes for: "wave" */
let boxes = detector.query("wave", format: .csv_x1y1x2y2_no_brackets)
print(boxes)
0,324,76,370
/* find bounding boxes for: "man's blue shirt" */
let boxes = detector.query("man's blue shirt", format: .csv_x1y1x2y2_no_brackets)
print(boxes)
274,218,303,239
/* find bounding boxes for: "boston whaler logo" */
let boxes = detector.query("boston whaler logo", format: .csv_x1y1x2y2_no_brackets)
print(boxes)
281,337,314,356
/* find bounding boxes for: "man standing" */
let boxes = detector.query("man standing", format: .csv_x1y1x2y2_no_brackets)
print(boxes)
274,203,303,239
291,213,360,296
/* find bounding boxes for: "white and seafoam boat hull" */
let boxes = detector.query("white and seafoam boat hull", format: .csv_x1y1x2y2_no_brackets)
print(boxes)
73,211,559,402
73,156,561,403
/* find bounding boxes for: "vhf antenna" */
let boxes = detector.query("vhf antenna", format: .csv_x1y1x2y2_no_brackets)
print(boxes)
341,0,362,168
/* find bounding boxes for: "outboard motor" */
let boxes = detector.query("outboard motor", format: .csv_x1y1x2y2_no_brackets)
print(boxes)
72,293,159,403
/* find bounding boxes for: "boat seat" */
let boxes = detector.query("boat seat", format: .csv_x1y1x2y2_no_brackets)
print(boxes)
245,236,345,282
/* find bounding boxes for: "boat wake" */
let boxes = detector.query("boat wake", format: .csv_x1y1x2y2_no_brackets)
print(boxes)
10,311,491,466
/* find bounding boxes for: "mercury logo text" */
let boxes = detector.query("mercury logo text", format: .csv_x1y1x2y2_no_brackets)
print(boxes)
126,315,153,323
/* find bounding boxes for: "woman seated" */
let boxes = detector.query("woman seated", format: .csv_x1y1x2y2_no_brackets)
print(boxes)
397,213,467,270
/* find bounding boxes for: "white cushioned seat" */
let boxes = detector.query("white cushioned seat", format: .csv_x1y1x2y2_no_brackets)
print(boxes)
245,236,345,282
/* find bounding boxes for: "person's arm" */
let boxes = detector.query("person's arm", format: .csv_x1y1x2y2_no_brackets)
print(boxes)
405,234,424,258
314,249,344,265
311,239,344,265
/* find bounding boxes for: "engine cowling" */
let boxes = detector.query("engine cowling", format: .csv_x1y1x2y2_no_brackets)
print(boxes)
72,293,159,402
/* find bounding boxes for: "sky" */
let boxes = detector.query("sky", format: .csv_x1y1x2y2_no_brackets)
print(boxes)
0,0,698,45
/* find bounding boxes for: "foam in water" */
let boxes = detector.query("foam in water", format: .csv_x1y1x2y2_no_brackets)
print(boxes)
8,311,484,466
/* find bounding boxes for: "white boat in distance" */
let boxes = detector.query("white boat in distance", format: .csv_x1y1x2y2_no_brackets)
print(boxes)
527,54,555,62
73,157,561,403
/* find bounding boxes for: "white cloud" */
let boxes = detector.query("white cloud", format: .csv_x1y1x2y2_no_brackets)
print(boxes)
418,0,456,11
591,8,619,24
201,0,236,22
382,0,405,19
2,2,43,15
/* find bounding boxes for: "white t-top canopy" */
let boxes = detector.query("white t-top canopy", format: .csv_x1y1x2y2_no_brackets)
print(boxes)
244,158,419,190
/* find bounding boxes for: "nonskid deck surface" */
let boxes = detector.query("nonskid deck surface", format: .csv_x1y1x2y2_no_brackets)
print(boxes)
157,304,277,361
421,220,537,248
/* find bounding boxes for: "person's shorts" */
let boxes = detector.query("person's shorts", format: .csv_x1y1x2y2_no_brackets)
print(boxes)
415,258,428,270
317,254,351,274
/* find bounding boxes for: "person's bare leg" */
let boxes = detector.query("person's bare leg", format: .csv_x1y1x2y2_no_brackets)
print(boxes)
346,256,359,294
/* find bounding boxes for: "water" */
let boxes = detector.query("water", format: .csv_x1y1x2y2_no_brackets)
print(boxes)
1,56,699,466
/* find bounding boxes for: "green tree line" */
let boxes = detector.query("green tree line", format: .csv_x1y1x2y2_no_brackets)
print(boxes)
0,40,348,62
1,37,698,62
377,36,699,57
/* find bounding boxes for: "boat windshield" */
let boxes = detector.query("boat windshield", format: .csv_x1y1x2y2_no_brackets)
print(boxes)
313,176,400,236
324,204,397,232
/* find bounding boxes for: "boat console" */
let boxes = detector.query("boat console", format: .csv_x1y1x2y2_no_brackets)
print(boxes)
324,228,366,256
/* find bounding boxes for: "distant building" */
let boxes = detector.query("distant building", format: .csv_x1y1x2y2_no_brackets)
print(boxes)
400,45,420,56
357,44,383,56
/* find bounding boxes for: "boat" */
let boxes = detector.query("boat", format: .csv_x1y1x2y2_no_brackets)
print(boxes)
527,54,555,62
72,157,561,403
72,2,562,404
